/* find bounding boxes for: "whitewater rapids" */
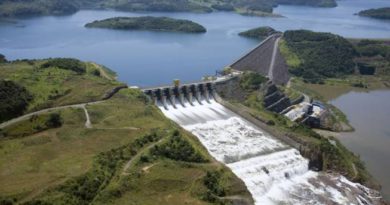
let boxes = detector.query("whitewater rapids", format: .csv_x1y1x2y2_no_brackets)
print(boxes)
158,97,377,204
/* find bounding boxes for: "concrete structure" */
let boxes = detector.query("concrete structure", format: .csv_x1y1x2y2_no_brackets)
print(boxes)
230,34,290,85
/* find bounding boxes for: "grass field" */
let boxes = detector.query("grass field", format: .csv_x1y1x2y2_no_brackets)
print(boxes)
0,59,121,114
0,88,252,204
290,76,389,101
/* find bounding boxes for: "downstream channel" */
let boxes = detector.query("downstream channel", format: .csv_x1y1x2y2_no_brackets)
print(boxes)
331,90,390,200
157,91,377,204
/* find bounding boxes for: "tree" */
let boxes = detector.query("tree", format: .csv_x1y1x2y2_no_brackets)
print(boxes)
45,113,62,128
0,54,6,63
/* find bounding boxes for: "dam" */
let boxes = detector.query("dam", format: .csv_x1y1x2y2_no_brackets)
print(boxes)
144,81,377,204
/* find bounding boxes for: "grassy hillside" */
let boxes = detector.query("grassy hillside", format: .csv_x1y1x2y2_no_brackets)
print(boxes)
0,60,252,204
358,7,390,20
86,16,207,33
0,0,337,18
0,58,122,122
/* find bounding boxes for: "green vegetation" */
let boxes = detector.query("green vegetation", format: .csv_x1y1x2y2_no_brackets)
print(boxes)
358,7,390,19
0,80,32,123
277,0,336,7
25,132,162,205
282,30,356,83
354,39,390,76
0,57,121,118
279,39,301,69
202,170,225,202
151,131,207,163
239,26,279,39
0,0,78,18
85,16,206,33
239,71,268,91
0,54,6,63
1,113,63,138
41,58,86,74
0,58,252,204
0,0,337,19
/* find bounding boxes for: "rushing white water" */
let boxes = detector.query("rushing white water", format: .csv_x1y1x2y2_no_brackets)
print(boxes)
158,95,378,204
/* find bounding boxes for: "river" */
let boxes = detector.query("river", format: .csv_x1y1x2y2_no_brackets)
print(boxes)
331,90,390,200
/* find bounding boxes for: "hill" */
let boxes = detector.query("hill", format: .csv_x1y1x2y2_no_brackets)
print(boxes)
0,57,252,205
0,0,337,18
85,16,207,33
0,57,122,123
358,7,390,20
239,26,280,39
280,30,356,83
0,0,78,18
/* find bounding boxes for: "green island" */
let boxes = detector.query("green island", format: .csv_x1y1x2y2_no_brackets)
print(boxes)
0,56,252,205
85,16,207,33
357,7,390,20
0,0,336,19
239,26,280,39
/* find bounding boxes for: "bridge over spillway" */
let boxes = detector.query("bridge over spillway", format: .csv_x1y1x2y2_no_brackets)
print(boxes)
142,81,218,110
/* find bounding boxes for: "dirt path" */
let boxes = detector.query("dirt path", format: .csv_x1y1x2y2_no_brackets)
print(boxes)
122,139,164,175
82,105,93,129
0,101,102,129
268,37,281,81
91,62,114,81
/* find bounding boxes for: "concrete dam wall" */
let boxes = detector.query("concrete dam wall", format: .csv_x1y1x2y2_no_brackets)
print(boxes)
230,34,290,85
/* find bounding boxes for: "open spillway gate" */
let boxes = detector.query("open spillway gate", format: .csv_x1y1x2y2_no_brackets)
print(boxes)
143,82,216,110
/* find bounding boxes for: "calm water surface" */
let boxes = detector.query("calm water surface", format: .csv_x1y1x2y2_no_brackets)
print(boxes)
331,90,390,199
0,0,389,86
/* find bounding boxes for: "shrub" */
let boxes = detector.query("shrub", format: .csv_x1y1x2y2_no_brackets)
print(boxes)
0,80,32,122
240,72,267,91
151,131,207,163
45,113,63,128
203,171,225,197
41,58,86,74
0,54,6,63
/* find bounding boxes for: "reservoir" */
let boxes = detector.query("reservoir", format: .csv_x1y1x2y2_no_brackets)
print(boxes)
0,0,389,86
331,90,390,199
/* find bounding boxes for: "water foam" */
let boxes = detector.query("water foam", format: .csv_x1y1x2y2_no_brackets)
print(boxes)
158,97,377,204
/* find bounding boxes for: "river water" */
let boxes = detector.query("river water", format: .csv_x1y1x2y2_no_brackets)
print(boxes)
158,93,377,204
0,0,389,86
331,90,390,200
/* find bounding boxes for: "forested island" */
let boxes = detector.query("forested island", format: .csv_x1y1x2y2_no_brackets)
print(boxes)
358,7,390,19
0,0,337,18
239,26,280,39
85,16,206,33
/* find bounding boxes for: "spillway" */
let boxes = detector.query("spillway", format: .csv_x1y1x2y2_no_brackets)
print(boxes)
150,85,377,204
